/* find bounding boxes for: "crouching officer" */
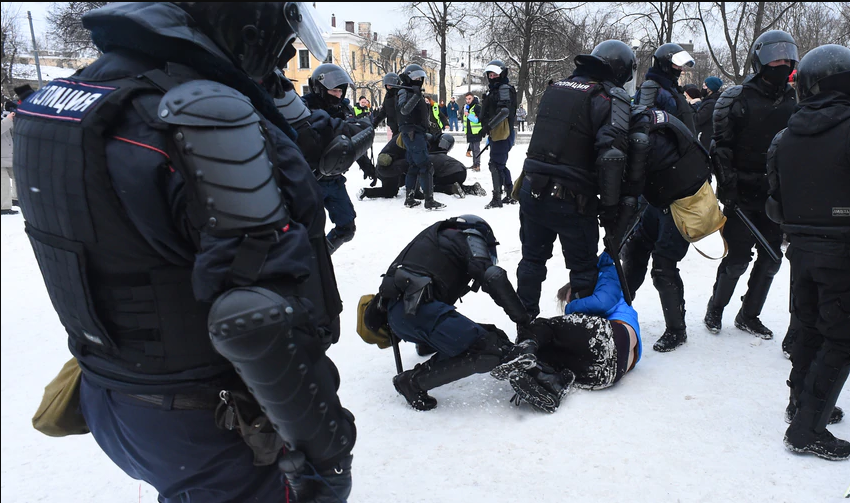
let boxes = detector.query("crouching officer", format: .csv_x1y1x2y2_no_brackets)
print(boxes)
517,40,636,317
374,215,535,410
263,66,374,254
766,44,850,461
13,3,355,501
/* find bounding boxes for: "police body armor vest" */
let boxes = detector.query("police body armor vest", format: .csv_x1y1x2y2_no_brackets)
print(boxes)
776,115,850,228
732,84,796,174
387,221,471,305
13,69,230,380
526,79,601,183
643,110,712,207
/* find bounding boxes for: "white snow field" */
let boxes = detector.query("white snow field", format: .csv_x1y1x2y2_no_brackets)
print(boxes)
2,136,848,502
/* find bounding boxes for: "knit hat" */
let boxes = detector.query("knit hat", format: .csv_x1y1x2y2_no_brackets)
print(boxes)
704,76,723,92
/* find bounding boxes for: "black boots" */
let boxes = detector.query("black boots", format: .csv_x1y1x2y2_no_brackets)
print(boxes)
509,363,575,413
652,270,687,353
784,355,850,461
279,450,353,503
490,339,538,381
734,309,774,339
420,168,446,210
484,195,503,209
393,363,438,411
486,168,503,209
461,182,487,196
704,298,723,334
404,190,421,208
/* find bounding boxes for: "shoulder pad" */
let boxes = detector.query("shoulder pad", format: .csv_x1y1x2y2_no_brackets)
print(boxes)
158,80,258,127
766,128,787,165
715,85,743,110
463,230,491,260
608,86,631,105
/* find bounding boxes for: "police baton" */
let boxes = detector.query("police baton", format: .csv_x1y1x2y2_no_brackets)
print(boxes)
603,234,633,306
472,141,491,166
734,207,782,263
389,329,404,375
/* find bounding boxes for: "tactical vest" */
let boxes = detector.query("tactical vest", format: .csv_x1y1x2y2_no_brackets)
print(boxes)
387,222,471,305
776,116,850,227
643,110,712,207
12,69,231,381
527,79,601,175
672,91,696,134
732,85,796,173
481,84,518,129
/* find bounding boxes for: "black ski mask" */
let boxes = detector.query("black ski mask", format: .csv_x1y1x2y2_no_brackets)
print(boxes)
761,64,792,87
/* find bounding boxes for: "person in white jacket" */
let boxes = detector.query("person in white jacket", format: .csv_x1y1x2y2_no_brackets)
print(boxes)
1,109,17,215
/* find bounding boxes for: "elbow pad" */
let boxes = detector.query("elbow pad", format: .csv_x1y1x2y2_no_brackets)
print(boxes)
624,131,650,197
487,107,509,130
273,89,311,130
597,147,627,208
482,265,531,326
318,126,375,178
158,80,289,237
400,90,422,116
638,81,659,108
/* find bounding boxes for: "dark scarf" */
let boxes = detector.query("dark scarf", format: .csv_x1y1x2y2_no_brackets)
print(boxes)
88,19,297,140
645,67,679,92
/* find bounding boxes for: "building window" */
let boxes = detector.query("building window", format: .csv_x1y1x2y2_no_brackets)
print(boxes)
299,49,310,69
324,49,333,64
352,51,357,70
369,60,374,74
301,85,310,96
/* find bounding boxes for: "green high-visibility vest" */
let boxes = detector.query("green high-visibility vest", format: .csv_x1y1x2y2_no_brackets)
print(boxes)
431,103,444,129
467,106,482,135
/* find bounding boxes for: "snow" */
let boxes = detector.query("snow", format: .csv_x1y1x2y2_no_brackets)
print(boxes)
11,63,79,82
2,137,848,502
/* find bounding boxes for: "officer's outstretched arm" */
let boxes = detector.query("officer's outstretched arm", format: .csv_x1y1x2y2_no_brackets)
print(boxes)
159,81,354,475
398,88,422,116
765,129,786,224
465,233,531,325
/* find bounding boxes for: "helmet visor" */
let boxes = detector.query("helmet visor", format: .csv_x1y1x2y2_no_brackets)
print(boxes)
671,50,695,68
756,41,799,65
316,68,354,90
484,64,504,75
287,3,328,61
407,69,427,82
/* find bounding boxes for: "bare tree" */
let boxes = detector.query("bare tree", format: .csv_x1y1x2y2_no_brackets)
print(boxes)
1,3,25,98
47,2,107,57
386,28,420,72
617,1,691,46
775,2,849,56
692,2,799,84
405,2,469,103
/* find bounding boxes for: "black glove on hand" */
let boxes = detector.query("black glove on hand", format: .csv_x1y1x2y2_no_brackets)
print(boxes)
598,204,619,230
717,183,737,210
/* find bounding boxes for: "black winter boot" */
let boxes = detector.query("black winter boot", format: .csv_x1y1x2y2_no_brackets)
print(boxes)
421,167,446,210
652,268,688,353
734,309,773,339
393,364,437,411
404,190,421,208
485,195,503,209
704,298,723,334
462,182,487,196
490,339,538,381
509,363,575,413
784,356,850,461
279,450,353,503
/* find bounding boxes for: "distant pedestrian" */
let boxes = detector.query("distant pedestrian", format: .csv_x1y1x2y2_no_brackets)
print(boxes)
447,96,460,131
516,105,527,132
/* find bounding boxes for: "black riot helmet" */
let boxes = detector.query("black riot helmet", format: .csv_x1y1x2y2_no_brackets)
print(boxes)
174,2,327,80
574,40,637,88
750,30,799,74
309,63,354,104
450,215,500,264
383,72,400,90
400,64,427,86
795,44,850,101
652,43,695,79
484,60,508,83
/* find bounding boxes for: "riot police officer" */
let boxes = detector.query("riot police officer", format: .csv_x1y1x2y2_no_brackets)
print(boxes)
766,44,850,461
301,63,376,254
13,3,355,501
620,108,712,352
479,60,518,209
371,72,401,134
396,63,446,210
373,216,534,410
704,30,799,339
517,40,636,317
635,43,696,133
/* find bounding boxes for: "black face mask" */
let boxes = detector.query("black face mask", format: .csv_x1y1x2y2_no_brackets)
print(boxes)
700,88,709,99
761,64,792,87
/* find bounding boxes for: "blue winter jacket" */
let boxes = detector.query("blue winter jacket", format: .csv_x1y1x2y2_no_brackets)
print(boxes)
564,252,642,363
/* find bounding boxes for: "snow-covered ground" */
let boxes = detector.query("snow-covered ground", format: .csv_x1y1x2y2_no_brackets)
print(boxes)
1,138,847,502
11,63,78,82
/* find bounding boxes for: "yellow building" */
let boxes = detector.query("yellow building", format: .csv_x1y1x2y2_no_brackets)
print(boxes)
286,17,439,107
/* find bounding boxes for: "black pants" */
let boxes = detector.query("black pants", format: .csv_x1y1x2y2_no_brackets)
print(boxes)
787,240,850,399
434,171,466,195
621,203,690,298
709,205,783,315
362,174,402,199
